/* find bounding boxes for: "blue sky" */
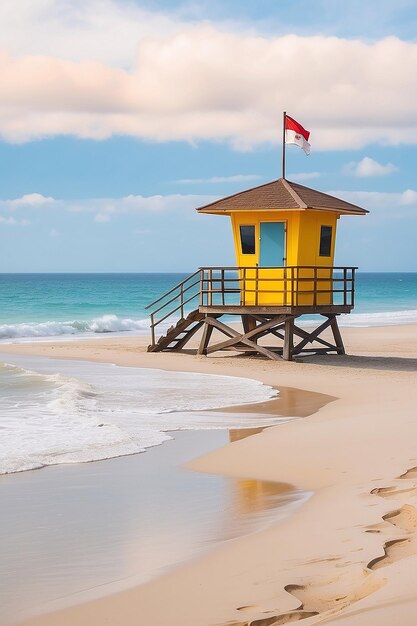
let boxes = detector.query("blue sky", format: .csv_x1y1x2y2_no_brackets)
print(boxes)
1,0,417,272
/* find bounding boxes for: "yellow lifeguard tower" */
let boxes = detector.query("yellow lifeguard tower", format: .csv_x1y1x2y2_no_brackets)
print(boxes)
197,178,367,308
147,175,367,360
147,108,368,362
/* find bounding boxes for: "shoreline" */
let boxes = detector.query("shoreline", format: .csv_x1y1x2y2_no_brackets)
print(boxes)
3,325,417,626
1,312,417,348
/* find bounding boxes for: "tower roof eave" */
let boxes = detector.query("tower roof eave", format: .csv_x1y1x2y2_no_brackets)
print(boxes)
196,178,369,215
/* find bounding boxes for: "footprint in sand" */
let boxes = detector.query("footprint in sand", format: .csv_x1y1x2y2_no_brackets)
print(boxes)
236,575,382,625
366,504,417,570
371,484,417,499
235,498,417,625
399,466,417,480
384,504,417,531
284,575,382,615
368,538,411,570
235,592,319,625
371,465,417,501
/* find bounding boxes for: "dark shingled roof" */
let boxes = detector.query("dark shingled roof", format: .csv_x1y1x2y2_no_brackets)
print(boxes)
196,178,368,215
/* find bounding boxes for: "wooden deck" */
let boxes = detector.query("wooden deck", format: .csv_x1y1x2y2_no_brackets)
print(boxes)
199,304,353,314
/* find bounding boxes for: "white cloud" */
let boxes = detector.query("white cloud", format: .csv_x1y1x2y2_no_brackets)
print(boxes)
329,188,417,218
49,228,59,237
343,156,398,177
94,213,111,223
176,174,262,184
6,193,57,208
0,4,416,149
0,216,13,224
79,194,216,218
0,215,30,225
288,172,321,182
0,0,181,67
2,191,217,222
3,186,416,228
399,189,417,205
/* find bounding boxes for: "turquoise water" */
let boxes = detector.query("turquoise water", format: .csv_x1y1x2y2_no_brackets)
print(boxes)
1,272,417,340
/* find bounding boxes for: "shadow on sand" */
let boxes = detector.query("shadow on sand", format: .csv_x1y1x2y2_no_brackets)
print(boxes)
298,353,417,372
184,348,417,373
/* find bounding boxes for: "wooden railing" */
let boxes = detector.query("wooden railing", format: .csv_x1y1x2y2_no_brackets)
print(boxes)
146,266,356,344
199,266,356,308
145,270,201,346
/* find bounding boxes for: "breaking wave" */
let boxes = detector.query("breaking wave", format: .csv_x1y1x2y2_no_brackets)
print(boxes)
0,358,285,475
0,314,152,342
338,308,417,327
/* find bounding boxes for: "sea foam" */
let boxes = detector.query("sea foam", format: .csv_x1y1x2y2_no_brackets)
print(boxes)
0,357,284,475
338,308,417,327
0,314,152,342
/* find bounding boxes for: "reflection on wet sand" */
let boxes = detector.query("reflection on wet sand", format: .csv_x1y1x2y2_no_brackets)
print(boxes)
226,385,336,423
203,387,334,542
231,478,296,517
220,477,308,543
208,386,335,542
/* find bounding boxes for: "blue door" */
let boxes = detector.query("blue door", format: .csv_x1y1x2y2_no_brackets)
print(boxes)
260,222,285,267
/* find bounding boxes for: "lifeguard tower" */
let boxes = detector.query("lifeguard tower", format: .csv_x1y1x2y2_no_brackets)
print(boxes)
147,115,368,360
147,177,367,360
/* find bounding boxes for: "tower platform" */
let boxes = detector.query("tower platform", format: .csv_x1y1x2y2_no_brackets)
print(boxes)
147,266,356,361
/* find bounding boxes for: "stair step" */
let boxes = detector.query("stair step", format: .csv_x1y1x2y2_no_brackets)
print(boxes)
148,309,204,353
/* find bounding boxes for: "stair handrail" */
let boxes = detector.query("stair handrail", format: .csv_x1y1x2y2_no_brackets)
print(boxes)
152,290,200,327
148,278,200,318
146,269,202,347
145,269,201,310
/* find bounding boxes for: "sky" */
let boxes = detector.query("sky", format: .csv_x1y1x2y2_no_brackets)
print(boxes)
1,0,417,272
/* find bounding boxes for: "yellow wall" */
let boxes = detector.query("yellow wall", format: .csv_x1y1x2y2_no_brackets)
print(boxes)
297,212,338,266
230,210,339,305
296,212,338,305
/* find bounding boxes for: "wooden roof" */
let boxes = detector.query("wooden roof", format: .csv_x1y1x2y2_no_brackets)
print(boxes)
196,178,368,215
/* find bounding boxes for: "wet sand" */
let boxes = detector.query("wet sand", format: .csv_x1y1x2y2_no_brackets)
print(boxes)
1,428,311,626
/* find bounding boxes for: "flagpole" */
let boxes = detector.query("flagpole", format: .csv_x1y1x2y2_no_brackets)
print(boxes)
282,111,286,179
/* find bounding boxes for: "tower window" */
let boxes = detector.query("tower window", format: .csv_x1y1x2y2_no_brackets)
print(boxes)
240,225,255,254
319,225,332,257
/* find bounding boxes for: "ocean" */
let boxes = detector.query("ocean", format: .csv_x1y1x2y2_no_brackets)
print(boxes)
1,272,417,342
0,272,416,475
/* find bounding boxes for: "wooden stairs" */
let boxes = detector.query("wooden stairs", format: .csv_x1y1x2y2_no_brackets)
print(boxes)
147,309,204,352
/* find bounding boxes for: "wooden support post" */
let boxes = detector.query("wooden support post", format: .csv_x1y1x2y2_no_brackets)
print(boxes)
330,315,346,355
197,317,214,355
150,313,155,348
241,315,257,339
283,317,294,361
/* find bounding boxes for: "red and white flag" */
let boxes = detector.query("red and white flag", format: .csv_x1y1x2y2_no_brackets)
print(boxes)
285,115,311,155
